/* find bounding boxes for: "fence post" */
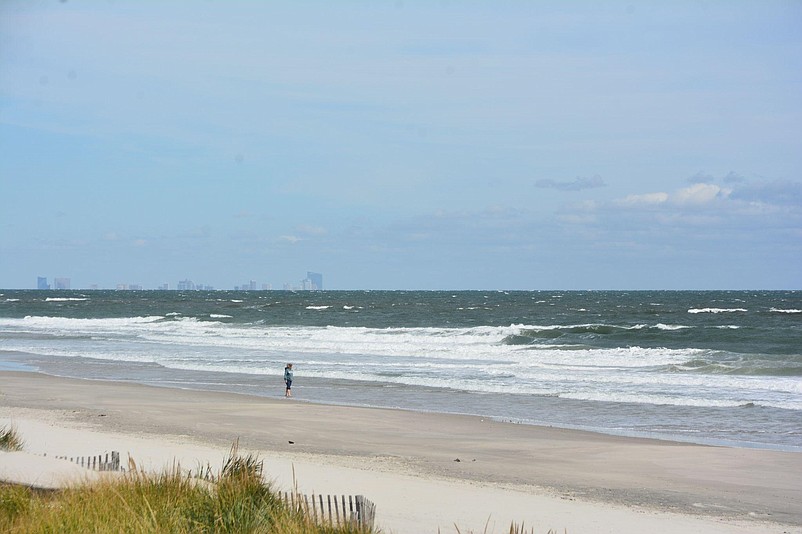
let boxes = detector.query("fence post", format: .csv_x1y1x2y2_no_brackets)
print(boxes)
278,493,374,529
50,451,122,471
348,495,354,525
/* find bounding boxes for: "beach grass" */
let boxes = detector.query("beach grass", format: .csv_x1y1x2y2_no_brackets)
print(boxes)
0,444,376,534
449,521,556,534
0,425,24,452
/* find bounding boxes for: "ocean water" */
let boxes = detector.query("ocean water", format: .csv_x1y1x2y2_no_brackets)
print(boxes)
1,290,800,450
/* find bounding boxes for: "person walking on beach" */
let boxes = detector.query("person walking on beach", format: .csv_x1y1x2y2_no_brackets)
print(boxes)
284,363,293,398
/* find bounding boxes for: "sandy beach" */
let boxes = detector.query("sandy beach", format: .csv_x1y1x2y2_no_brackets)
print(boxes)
1,371,800,533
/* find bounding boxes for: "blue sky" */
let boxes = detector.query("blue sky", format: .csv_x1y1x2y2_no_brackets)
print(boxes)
1,1,800,290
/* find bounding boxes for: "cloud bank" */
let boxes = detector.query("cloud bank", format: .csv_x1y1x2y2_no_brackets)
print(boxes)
535,175,606,191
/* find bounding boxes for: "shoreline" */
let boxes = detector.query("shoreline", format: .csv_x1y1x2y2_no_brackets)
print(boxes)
2,370,801,532
3,350,798,453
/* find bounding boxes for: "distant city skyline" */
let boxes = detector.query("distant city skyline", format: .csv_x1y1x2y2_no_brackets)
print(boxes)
29,272,322,291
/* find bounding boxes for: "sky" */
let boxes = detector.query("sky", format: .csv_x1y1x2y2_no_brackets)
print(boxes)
1,1,801,290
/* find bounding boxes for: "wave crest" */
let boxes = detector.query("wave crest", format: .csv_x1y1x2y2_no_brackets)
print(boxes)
688,308,747,314
665,357,802,377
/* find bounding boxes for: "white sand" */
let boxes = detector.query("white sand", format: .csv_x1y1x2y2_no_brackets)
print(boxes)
0,449,112,490
2,372,800,533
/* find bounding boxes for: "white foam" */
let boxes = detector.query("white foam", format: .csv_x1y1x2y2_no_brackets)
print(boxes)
209,314,232,319
9,315,163,327
4,317,800,413
770,308,802,314
45,297,88,302
556,391,772,409
688,308,747,313
306,306,331,310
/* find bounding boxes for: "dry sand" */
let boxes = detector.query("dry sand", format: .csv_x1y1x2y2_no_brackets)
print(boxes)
1,371,800,533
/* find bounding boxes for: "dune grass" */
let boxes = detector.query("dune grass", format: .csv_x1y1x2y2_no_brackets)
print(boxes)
449,521,559,534
0,442,376,533
0,425,24,452
1,432,555,533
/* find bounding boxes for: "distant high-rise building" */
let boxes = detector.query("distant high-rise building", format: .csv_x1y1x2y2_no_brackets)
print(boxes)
158,283,169,290
37,277,50,290
54,277,70,290
177,279,195,291
306,271,323,290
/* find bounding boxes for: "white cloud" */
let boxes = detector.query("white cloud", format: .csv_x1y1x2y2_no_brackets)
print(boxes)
620,192,669,205
616,183,732,208
672,183,730,205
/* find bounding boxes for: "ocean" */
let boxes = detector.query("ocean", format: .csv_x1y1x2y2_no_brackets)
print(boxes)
1,290,800,451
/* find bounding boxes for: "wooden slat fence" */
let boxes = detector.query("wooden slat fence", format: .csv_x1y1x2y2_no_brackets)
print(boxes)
48,451,122,471
282,492,376,530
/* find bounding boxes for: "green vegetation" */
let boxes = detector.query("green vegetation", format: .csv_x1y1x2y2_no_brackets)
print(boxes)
0,441,376,534
449,521,558,534
0,431,554,533
0,425,24,452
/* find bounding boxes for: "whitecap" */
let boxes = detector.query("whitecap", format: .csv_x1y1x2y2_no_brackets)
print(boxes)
306,306,331,310
688,308,747,314
770,308,802,314
45,297,88,302
655,323,690,330
210,314,233,319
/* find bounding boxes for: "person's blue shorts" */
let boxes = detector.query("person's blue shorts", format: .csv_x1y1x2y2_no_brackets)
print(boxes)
285,380,292,389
